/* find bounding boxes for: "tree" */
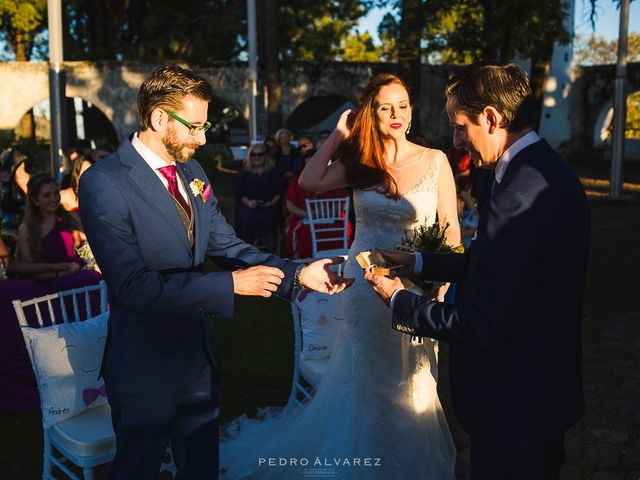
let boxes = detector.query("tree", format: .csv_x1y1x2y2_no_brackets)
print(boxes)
0,0,47,61
259,0,370,134
340,31,381,62
62,0,246,62
378,12,399,62
574,33,640,65
415,0,571,129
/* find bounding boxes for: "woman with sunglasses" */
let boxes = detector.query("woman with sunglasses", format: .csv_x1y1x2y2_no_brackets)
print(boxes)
234,143,284,252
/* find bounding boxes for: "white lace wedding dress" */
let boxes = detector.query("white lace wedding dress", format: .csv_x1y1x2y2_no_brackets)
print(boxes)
220,156,456,479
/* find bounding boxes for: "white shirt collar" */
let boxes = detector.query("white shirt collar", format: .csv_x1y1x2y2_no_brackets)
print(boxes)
494,130,540,183
131,132,175,170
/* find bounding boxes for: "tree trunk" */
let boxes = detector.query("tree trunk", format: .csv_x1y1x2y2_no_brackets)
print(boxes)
264,0,282,136
398,0,423,135
13,31,28,62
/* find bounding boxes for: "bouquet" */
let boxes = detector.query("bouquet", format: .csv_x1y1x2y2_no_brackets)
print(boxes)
395,219,464,293
75,240,100,273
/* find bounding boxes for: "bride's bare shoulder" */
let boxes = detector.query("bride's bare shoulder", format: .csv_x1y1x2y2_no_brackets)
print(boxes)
411,144,447,166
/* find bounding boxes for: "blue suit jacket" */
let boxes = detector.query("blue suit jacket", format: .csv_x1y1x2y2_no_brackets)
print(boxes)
79,135,297,396
392,139,590,447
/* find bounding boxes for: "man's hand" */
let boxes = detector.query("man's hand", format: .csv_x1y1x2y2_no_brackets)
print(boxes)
375,248,416,276
299,257,355,294
364,271,404,307
232,265,285,298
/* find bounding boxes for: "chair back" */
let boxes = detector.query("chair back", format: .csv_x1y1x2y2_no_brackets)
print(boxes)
305,197,350,258
13,281,108,328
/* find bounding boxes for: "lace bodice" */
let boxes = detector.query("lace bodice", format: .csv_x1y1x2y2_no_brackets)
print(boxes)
348,157,440,257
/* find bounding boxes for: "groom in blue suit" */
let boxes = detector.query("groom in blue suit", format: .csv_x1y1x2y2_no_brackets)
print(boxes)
366,62,590,479
79,65,351,480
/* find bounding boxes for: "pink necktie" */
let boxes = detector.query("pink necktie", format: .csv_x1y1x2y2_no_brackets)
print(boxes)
158,165,192,220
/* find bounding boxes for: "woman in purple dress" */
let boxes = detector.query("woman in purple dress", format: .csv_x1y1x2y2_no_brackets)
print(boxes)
234,143,284,252
15,173,101,293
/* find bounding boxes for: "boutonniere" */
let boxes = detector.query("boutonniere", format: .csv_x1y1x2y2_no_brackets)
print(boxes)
189,178,212,203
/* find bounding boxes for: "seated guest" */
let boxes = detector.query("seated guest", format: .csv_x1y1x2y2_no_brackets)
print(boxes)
234,144,284,252
60,153,96,212
16,173,101,292
285,155,351,259
0,235,47,413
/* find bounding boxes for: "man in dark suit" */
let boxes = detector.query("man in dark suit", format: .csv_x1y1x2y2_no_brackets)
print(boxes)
365,61,590,480
79,65,352,480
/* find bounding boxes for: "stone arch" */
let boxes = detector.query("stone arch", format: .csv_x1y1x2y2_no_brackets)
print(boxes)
285,94,357,140
592,89,640,160
15,96,119,150
593,89,640,143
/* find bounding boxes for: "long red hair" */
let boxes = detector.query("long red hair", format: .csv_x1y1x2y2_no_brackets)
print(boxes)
339,73,411,199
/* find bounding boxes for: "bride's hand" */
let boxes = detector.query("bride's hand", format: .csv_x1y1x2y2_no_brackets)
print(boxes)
335,109,357,140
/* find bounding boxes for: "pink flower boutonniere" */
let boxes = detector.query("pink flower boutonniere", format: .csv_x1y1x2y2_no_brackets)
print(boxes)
189,178,211,203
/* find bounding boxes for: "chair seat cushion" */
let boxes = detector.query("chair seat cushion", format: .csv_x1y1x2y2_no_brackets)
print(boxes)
299,357,331,386
51,403,116,457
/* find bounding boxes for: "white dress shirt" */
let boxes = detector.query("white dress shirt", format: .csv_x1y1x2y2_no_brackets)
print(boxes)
131,133,191,205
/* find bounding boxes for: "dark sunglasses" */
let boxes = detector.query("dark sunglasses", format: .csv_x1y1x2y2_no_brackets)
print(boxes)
251,151,266,157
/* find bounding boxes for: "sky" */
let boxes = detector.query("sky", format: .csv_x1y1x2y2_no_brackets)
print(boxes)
359,0,640,44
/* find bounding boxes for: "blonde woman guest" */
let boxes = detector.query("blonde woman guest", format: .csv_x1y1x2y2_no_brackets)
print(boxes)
274,128,300,180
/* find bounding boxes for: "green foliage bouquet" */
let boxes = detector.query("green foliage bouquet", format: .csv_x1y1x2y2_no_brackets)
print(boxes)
396,220,464,293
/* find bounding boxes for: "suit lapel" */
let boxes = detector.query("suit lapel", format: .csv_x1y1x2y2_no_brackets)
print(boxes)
118,138,193,256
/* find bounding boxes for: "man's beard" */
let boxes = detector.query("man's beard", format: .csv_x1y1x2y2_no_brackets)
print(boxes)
163,126,199,163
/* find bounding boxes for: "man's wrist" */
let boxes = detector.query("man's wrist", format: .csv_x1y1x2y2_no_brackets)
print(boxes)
294,263,309,290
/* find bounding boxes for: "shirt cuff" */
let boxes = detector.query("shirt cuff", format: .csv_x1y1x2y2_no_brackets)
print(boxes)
389,288,405,310
413,253,423,274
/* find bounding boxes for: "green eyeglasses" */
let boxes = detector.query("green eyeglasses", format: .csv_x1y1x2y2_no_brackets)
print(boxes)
166,111,212,136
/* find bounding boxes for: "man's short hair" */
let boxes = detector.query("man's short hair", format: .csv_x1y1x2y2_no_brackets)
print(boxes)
445,62,535,132
137,65,213,131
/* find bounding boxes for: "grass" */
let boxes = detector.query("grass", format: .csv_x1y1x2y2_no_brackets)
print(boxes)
1,157,639,479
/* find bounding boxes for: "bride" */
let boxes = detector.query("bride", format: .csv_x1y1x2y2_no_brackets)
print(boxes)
220,73,460,479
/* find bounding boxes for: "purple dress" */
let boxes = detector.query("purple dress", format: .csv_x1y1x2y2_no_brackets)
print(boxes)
39,218,102,293
234,170,284,243
0,279,48,413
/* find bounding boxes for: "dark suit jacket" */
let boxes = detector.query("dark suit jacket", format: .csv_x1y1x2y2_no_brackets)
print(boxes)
79,135,297,397
393,139,590,447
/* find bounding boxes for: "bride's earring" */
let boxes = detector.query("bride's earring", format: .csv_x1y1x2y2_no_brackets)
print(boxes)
405,122,411,135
